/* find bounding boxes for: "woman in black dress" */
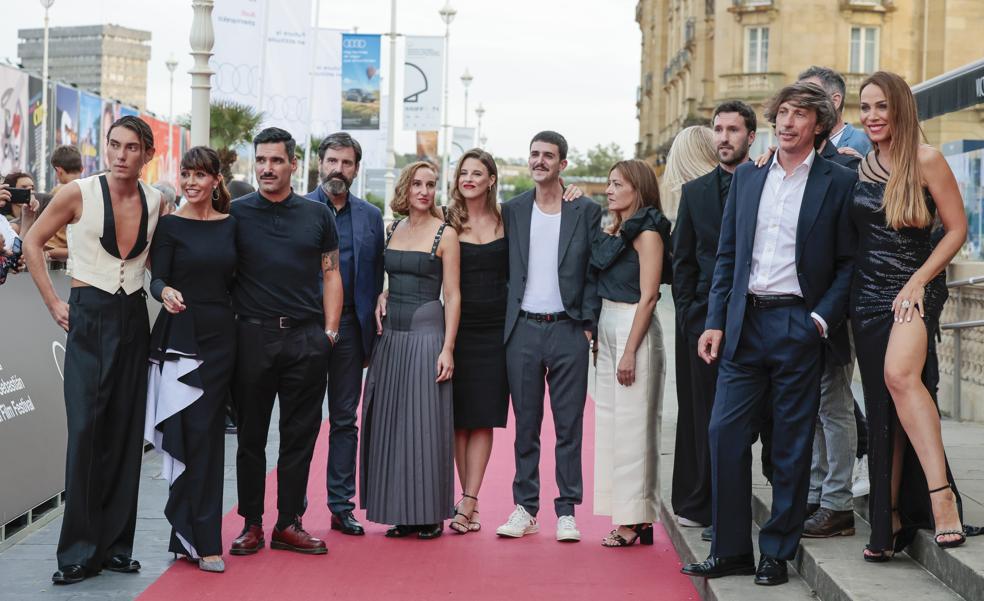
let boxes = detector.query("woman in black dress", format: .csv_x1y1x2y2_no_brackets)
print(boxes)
851,72,968,561
444,149,508,533
145,146,236,572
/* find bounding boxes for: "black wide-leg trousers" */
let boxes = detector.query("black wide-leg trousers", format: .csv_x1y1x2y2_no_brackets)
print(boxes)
57,287,149,571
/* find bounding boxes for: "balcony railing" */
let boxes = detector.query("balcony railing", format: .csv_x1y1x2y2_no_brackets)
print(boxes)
719,72,786,100
840,0,890,11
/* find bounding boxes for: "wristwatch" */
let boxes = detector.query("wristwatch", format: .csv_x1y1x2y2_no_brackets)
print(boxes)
325,329,340,345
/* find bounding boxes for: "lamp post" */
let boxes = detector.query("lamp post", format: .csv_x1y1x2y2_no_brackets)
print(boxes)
189,0,215,147
475,102,485,148
165,55,178,181
460,67,472,127
383,0,398,220
438,0,457,205
39,0,54,190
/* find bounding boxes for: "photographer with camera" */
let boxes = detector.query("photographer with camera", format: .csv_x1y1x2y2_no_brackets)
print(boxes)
0,183,26,285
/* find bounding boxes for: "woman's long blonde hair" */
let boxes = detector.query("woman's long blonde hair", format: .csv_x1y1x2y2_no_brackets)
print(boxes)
661,126,717,218
861,71,930,230
446,148,500,234
390,161,442,219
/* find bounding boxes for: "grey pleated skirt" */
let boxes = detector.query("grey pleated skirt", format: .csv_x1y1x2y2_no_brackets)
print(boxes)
359,300,455,525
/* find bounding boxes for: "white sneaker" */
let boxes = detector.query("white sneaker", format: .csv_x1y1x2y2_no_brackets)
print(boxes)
496,505,539,538
556,515,581,542
852,456,870,498
677,516,706,528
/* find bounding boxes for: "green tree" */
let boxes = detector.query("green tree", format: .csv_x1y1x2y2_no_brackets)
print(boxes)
566,142,625,177
501,173,534,197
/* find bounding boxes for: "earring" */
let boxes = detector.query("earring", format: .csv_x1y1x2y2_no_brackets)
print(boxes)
212,187,219,201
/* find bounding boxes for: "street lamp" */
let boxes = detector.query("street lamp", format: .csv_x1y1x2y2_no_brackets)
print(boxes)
383,0,398,220
165,55,178,182
189,0,215,147
475,102,485,148
460,67,473,127
39,0,54,190
438,0,457,204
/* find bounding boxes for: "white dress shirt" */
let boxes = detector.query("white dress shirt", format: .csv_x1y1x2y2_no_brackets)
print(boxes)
748,149,828,336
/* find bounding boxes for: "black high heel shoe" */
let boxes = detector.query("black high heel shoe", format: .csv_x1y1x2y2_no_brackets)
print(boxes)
929,484,966,549
449,493,477,534
602,523,654,547
864,508,901,563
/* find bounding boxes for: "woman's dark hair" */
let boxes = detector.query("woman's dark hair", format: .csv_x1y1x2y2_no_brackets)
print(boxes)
180,146,231,213
2,171,34,188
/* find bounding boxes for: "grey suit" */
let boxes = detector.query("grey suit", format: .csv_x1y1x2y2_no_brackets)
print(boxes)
502,189,602,517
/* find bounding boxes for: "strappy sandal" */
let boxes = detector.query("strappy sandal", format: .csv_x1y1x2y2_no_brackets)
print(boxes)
864,508,901,563
468,508,481,532
449,494,477,534
601,524,654,548
929,484,967,549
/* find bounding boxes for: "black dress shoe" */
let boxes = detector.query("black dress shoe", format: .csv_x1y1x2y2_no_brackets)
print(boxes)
385,524,418,538
680,554,756,578
52,564,86,585
754,555,788,586
331,511,365,536
417,523,443,539
103,555,141,573
701,526,713,542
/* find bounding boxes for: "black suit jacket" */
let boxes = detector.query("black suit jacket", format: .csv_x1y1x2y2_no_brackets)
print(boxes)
672,166,727,337
820,140,861,171
705,153,857,364
501,189,602,343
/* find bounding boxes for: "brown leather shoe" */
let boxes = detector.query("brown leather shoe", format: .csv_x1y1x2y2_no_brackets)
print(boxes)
271,520,327,555
802,507,855,538
230,524,265,555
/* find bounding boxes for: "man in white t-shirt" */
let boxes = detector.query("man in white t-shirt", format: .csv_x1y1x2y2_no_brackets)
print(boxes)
496,131,602,543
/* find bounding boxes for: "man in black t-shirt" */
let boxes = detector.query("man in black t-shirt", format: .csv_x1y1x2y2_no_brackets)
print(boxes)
229,127,343,556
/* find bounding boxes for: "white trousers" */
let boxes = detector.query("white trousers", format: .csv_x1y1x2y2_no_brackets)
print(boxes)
593,299,665,524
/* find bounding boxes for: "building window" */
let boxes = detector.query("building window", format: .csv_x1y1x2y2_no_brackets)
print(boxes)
746,27,769,73
850,26,879,73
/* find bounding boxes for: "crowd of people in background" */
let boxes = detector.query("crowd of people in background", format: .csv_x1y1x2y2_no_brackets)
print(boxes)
1,64,974,589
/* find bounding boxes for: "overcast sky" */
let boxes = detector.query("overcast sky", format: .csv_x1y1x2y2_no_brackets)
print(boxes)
0,0,641,162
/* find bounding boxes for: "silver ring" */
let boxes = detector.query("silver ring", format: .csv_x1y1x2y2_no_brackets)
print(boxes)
901,300,911,309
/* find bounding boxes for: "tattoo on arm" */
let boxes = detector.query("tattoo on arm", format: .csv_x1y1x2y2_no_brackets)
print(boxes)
323,249,339,272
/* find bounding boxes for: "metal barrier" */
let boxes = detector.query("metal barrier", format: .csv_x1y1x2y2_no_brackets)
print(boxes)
941,275,984,421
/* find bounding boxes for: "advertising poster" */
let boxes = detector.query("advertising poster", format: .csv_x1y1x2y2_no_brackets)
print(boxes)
54,84,79,148
211,0,265,108
118,105,139,119
140,113,172,185
99,100,115,169
26,76,43,180
258,0,313,140
0,65,29,174
78,92,102,176
416,130,439,165
403,36,443,131
341,33,381,130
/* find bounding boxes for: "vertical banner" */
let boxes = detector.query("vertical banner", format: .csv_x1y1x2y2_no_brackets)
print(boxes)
78,92,102,176
259,0,313,140
0,65,29,174
141,114,172,185
341,34,381,130
416,131,439,164
27,76,43,181
403,36,443,131
211,0,265,108
54,85,79,148
451,127,476,165
99,101,114,169
308,28,344,137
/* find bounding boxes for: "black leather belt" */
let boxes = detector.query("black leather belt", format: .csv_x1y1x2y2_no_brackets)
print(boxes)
746,294,804,309
239,315,313,329
519,310,570,323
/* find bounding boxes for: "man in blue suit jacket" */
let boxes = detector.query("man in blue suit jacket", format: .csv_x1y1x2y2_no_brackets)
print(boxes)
681,83,856,585
305,133,384,536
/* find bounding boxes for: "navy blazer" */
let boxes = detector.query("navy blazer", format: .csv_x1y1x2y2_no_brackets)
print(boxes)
305,187,385,357
705,153,857,364
835,123,872,157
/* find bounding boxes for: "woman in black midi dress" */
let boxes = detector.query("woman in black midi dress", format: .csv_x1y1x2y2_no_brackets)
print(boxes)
851,72,969,561
146,147,236,572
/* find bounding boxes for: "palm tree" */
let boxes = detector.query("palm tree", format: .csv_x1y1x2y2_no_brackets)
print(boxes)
206,101,264,180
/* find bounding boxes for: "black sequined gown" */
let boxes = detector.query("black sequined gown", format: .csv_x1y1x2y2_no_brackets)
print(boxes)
850,153,962,554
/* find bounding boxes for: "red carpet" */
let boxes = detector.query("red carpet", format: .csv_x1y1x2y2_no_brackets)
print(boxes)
137,394,697,600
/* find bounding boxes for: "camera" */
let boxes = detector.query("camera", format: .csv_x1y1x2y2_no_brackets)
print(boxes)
8,188,32,204
0,236,23,285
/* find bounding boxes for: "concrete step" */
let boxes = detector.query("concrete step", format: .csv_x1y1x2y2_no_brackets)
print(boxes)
750,485,966,601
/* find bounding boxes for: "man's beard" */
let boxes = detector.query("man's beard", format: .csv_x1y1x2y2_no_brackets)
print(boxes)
321,172,351,196
719,143,750,166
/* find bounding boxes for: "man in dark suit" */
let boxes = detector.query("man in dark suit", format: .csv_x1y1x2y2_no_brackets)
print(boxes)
671,100,757,529
681,83,856,585
495,130,601,543
305,132,385,536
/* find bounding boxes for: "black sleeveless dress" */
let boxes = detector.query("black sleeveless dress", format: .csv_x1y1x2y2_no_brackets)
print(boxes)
360,222,455,525
453,238,509,429
146,214,237,558
850,153,962,553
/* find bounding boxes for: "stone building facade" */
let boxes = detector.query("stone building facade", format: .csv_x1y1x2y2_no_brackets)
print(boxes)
18,25,152,108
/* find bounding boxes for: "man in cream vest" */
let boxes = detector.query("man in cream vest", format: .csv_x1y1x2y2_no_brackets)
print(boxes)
23,116,162,585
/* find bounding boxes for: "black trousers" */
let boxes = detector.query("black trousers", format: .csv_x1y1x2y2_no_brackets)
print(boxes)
234,320,331,526
57,287,149,571
325,313,364,514
670,319,718,526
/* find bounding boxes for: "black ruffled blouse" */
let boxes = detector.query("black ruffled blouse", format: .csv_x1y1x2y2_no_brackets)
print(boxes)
591,206,672,303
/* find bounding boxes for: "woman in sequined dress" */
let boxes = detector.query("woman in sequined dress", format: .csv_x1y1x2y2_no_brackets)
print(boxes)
850,71,968,561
